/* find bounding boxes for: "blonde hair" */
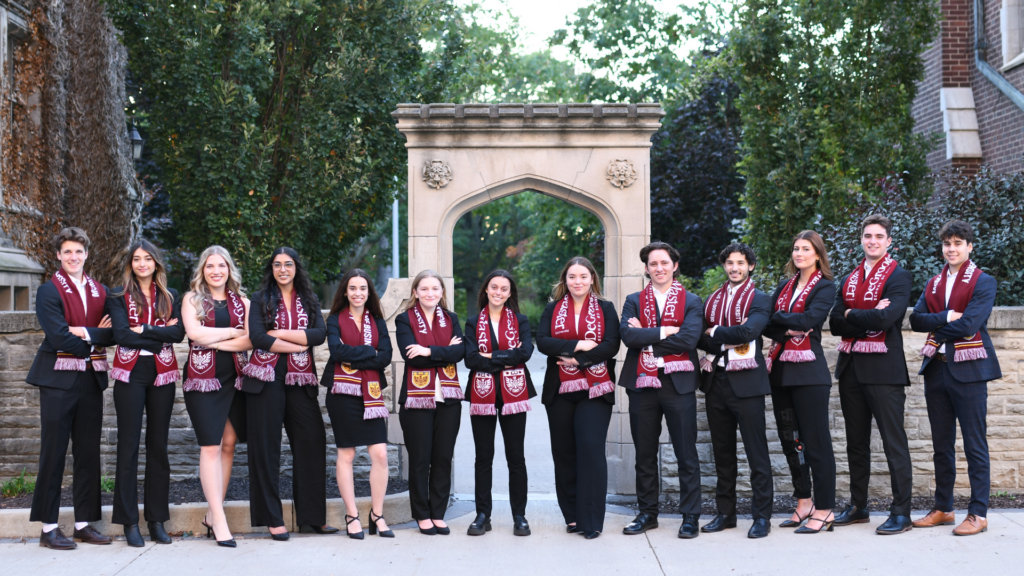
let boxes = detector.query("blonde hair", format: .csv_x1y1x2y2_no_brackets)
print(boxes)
189,245,245,321
402,269,450,312
550,256,604,301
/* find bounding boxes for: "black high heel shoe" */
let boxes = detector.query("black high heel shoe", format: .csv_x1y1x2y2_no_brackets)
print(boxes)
345,514,365,540
418,521,437,535
433,521,450,536
217,538,237,548
201,517,213,539
795,512,835,534
270,529,290,541
369,510,395,538
779,507,816,528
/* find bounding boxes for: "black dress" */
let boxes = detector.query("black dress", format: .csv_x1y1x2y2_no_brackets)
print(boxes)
183,300,247,447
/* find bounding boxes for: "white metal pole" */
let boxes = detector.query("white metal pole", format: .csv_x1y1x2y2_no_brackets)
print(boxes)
392,197,399,278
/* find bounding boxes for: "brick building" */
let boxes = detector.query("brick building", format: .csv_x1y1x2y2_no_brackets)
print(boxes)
913,0,1024,175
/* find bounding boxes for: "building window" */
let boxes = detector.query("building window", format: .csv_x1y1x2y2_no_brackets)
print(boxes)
1002,0,1024,70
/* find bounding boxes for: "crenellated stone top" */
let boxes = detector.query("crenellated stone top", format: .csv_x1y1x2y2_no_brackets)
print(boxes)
393,102,665,122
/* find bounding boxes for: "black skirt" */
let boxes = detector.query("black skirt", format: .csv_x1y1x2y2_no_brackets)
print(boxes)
184,350,247,446
326,392,387,448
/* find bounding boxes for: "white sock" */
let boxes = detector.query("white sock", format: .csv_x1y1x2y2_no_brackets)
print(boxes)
43,524,58,533
74,522,89,530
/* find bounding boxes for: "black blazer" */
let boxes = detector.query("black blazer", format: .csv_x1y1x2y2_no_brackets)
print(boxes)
697,289,772,398
319,313,393,391
243,289,327,395
108,288,185,354
536,299,620,406
829,265,912,385
763,277,836,387
395,308,466,407
619,289,703,395
909,271,1002,383
463,312,537,403
27,280,116,391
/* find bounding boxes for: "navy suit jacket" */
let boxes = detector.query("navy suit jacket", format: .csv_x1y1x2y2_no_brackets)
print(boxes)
619,289,703,395
909,271,1002,383
697,289,772,398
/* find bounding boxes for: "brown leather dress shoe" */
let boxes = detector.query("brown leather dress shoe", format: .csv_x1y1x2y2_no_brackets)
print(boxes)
952,514,987,536
40,527,77,550
912,509,954,528
73,525,112,545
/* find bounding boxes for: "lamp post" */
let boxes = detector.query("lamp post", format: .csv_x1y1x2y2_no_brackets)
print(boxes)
128,123,144,164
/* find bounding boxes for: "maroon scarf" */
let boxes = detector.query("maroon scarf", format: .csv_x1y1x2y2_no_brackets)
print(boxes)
837,255,898,354
404,303,462,409
242,290,317,385
470,306,530,416
550,293,614,398
110,283,179,386
51,269,108,371
635,280,693,388
332,308,388,419
701,278,758,372
766,271,823,373
921,260,988,362
183,290,248,392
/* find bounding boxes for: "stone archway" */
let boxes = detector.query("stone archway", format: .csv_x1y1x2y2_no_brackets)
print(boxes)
379,103,664,496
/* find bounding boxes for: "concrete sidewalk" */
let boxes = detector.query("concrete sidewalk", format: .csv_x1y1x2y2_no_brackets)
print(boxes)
3,500,1022,575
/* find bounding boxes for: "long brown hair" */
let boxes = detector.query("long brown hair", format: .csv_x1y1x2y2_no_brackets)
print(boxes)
330,269,384,319
476,269,520,314
114,240,174,321
551,256,603,301
402,270,450,312
783,230,834,281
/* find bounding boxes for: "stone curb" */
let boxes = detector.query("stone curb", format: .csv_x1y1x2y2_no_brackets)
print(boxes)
0,491,410,538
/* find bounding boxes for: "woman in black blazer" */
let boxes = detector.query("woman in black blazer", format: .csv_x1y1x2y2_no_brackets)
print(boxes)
108,240,185,547
395,270,466,535
321,269,394,539
537,257,620,539
242,247,331,541
764,231,837,533
463,270,536,537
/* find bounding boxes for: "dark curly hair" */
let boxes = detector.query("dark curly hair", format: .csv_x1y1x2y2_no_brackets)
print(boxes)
257,247,319,326
718,242,757,267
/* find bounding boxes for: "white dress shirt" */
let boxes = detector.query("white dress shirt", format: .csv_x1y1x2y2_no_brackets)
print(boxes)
939,267,957,353
650,285,671,368
69,275,92,343
709,283,740,367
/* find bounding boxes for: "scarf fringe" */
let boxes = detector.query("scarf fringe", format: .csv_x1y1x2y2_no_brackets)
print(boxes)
235,377,244,390
636,375,662,389
470,403,498,416
502,399,533,415
765,358,773,373
363,406,390,420
183,378,222,393
778,349,816,363
285,373,319,386
54,357,86,371
726,358,759,372
921,343,938,358
404,397,436,410
331,382,362,396
154,370,180,387
699,357,714,373
954,347,989,362
587,381,616,399
91,359,109,371
558,378,590,394
852,341,888,354
442,385,464,400
836,341,852,354
242,363,276,382
109,367,132,383
664,360,694,373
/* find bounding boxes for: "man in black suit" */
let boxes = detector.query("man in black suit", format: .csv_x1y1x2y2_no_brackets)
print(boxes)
910,219,1001,536
829,214,914,535
619,242,704,539
28,228,115,550
697,243,773,539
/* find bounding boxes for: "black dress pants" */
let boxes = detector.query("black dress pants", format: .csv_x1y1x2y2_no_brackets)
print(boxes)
838,365,912,516
112,357,176,525
30,369,104,523
770,384,836,509
400,401,462,520
706,370,773,519
545,390,612,532
627,373,701,516
471,411,528,517
246,382,327,528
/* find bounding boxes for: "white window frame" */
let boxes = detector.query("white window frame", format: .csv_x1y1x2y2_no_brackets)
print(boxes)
1001,0,1024,70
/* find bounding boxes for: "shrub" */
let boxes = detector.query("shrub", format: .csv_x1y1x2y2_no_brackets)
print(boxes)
1,469,35,498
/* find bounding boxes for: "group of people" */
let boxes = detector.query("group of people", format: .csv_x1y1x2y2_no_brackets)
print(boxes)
25,213,999,550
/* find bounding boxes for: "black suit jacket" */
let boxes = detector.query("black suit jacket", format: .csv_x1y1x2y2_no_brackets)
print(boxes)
763,277,836,387
619,289,703,395
108,288,185,354
27,280,116,391
319,313,393,391
395,309,466,407
463,313,537,402
829,265,912,385
697,289,772,398
536,299,620,406
910,271,1002,383
243,289,327,396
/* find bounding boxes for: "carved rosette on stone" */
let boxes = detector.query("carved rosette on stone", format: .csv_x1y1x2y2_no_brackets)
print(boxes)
606,159,636,189
422,159,453,189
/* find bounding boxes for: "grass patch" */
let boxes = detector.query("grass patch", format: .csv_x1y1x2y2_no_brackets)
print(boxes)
101,476,115,494
1,469,36,497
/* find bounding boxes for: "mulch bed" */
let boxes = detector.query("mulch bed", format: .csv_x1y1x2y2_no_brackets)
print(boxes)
0,476,409,510
621,493,1024,516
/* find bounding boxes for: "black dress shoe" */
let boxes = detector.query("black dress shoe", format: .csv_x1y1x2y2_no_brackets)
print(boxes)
467,513,492,536
834,504,870,526
40,527,77,550
583,531,601,539
513,515,531,537
270,530,290,541
875,514,913,535
124,524,145,548
678,514,700,539
148,522,172,544
73,525,112,545
701,514,737,533
623,512,659,535
748,518,771,539
299,525,340,534
566,524,582,534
